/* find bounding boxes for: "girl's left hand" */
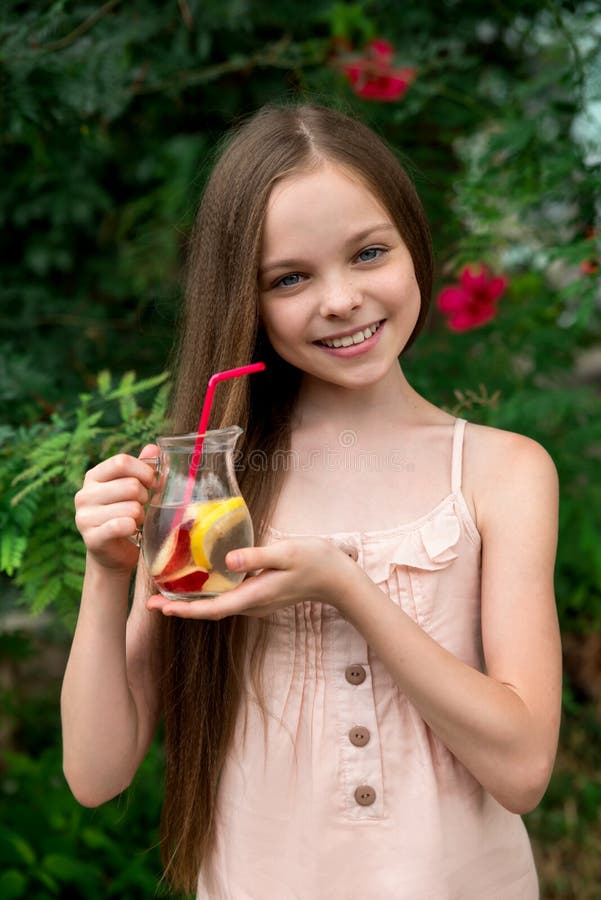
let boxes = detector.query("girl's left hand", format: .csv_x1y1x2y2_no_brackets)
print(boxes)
145,537,360,620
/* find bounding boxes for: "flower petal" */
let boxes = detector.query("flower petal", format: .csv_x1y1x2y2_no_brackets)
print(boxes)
340,40,414,102
354,77,406,101
368,39,394,62
436,286,471,312
448,311,477,331
449,305,497,331
461,265,489,291
485,276,508,301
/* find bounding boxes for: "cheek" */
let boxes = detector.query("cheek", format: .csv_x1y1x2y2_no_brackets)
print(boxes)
258,303,302,357
404,277,422,339
407,271,421,308
258,302,280,340
379,267,420,312
405,275,422,327
395,266,420,305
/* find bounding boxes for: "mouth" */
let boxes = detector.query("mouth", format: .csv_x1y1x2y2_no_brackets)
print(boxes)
314,320,384,349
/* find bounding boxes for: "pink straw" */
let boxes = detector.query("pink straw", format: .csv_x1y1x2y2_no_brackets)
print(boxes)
194,363,266,457
178,362,266,515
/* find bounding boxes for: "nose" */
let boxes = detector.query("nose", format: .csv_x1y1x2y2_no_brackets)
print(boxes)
319,274,362,319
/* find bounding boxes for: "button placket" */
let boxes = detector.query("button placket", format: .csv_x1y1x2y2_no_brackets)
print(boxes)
332,611,384,819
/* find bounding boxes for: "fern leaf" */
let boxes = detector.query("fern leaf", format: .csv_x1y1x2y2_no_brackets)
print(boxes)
11,464,64,504
106,370,169,402
97,370,112,395
1,532,27,575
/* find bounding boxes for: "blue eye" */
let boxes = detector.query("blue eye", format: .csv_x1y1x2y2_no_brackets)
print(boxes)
275,273,303,288
357,247,385,263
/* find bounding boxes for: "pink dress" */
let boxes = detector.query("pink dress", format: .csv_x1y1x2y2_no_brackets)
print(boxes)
197,418,539,899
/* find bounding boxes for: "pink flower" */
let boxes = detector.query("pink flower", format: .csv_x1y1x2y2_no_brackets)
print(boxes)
437,265,508,332
339,38,416,102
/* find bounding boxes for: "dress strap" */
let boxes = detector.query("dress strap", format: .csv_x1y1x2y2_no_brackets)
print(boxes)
451,418,467,494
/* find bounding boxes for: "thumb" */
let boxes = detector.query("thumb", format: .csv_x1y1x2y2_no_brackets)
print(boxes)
139,443,160,460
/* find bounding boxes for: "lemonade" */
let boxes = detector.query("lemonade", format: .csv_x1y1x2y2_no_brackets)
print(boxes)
143,497,253,599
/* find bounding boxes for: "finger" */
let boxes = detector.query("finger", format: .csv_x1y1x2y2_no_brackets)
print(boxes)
225,544,286,574
327,538,359,562
84,517,140,549
138,446,160,484
76,500,145,531
225,537,346,574
88,454,157,489
146,572,271,619
77,478,150,508
146,594,172,612
147,592,240,620
139,444,159,460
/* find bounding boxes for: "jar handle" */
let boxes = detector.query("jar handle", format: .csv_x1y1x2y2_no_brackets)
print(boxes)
126,456,161,546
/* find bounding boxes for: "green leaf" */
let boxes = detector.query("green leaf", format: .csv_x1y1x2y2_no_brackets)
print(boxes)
41,853,100,885
6,835,36,867
0,532,27,575
0,870,28,899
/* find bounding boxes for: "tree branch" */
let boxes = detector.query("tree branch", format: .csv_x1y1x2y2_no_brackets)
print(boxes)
131,36,329,95
31,0,123,53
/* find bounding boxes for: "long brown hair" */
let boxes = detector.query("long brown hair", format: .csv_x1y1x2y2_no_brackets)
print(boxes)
158,102,433,893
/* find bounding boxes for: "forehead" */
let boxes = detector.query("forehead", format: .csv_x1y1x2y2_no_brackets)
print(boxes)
262,163,390,243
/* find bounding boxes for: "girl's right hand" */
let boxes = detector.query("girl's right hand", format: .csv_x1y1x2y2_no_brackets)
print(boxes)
74,445,159,573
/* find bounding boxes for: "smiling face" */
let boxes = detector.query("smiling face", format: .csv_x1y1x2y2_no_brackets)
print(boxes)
258,162,421,393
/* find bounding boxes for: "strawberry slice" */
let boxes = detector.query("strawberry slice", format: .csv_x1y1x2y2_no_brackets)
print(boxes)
155,565,209,594
150,522,193,579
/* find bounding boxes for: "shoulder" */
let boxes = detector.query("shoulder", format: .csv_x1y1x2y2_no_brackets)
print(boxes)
463,420,557,476
462,422,558,534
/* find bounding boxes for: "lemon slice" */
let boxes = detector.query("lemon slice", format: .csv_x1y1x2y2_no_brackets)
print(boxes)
190,496,247,569
202,570,239,594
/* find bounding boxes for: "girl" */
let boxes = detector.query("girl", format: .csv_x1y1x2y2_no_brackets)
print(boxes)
62,103,562,899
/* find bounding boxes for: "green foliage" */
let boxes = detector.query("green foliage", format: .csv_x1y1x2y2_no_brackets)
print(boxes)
0,624,183,899
0,742,171,899
0,370,169,627
525,695,601,898
2,0,599,424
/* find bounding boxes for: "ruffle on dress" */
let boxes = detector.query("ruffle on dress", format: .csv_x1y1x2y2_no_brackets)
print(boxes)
361,502,461,584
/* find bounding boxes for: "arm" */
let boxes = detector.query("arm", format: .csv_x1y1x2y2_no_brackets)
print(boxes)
338,433,562,814
61,451,161,807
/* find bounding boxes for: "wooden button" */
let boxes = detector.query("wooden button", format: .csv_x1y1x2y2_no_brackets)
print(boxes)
348,726,370,747
354,785,376,806
345,664,366,685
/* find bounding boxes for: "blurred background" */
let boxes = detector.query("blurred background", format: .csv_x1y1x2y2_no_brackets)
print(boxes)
0,1,600,897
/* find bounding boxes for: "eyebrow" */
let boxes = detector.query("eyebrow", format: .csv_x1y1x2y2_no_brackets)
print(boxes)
259,222,396,275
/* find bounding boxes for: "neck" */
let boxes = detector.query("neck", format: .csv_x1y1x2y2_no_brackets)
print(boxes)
293,362,425,433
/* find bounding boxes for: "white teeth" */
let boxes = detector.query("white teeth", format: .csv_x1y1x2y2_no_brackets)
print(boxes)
319,321,381,348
